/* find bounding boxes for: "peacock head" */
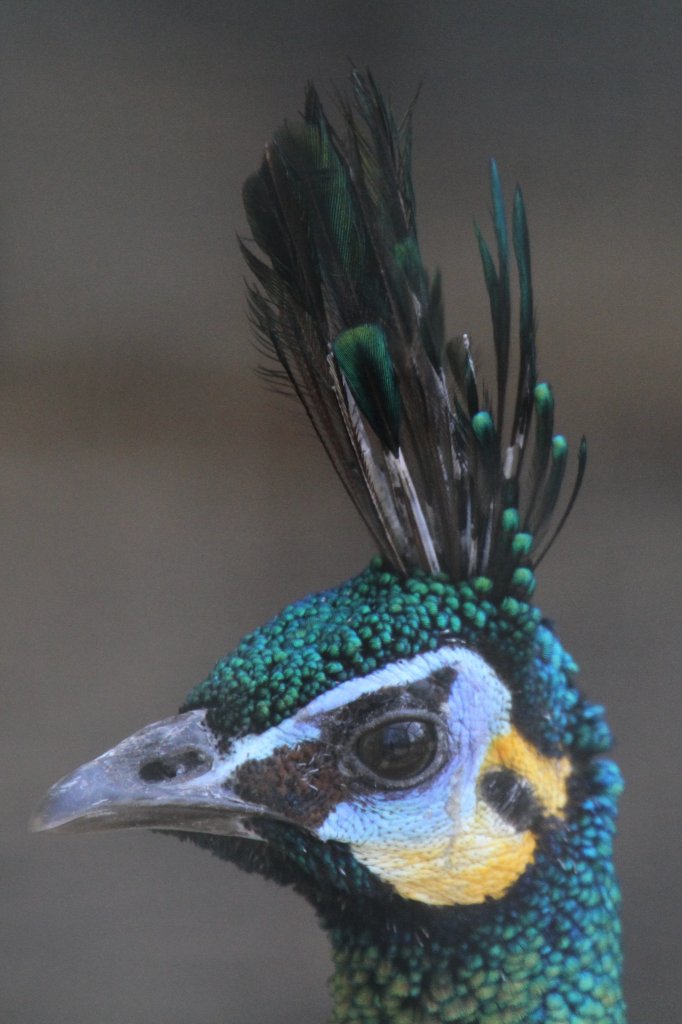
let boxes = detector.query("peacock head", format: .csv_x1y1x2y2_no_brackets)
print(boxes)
32,559,612,923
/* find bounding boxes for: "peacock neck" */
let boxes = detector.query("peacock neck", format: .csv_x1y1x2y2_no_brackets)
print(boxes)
322,759,626,1024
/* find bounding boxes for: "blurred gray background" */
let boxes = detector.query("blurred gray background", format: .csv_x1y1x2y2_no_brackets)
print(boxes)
2,2,680,1022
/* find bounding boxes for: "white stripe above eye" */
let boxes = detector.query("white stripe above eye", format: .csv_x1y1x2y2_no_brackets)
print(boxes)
298,646,468,718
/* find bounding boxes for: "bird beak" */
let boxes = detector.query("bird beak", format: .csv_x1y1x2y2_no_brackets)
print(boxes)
30,709,275,838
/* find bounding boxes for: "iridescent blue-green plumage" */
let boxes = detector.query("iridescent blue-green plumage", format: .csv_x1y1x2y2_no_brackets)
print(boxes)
34,70,625,1024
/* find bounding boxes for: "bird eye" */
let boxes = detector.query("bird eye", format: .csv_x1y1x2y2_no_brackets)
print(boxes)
353,717,439,784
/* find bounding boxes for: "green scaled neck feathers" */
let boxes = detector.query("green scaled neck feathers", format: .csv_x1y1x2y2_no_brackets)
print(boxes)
326,823,623,1024
33,71,625,1024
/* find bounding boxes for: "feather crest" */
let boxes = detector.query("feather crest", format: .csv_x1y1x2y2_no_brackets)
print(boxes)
241,71,586,597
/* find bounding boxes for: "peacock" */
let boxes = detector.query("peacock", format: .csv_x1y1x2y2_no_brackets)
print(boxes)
33,71,625,1023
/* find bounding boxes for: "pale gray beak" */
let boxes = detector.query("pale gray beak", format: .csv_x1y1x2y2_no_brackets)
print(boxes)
30,709,273,837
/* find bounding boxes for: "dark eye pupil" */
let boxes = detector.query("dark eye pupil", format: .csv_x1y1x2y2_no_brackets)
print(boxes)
355,719,437,782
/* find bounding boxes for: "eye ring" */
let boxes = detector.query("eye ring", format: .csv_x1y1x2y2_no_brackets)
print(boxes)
345,710,447,789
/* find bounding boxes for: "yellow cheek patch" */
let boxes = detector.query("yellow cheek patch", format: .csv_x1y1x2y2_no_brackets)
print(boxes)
483,727,571,818
351,802,536,905
348,728,571,907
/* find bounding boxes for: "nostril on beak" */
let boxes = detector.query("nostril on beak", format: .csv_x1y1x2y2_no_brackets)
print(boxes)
139,750,211,783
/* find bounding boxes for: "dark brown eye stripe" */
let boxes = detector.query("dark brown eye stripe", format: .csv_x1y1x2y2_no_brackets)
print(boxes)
233,740,346,829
